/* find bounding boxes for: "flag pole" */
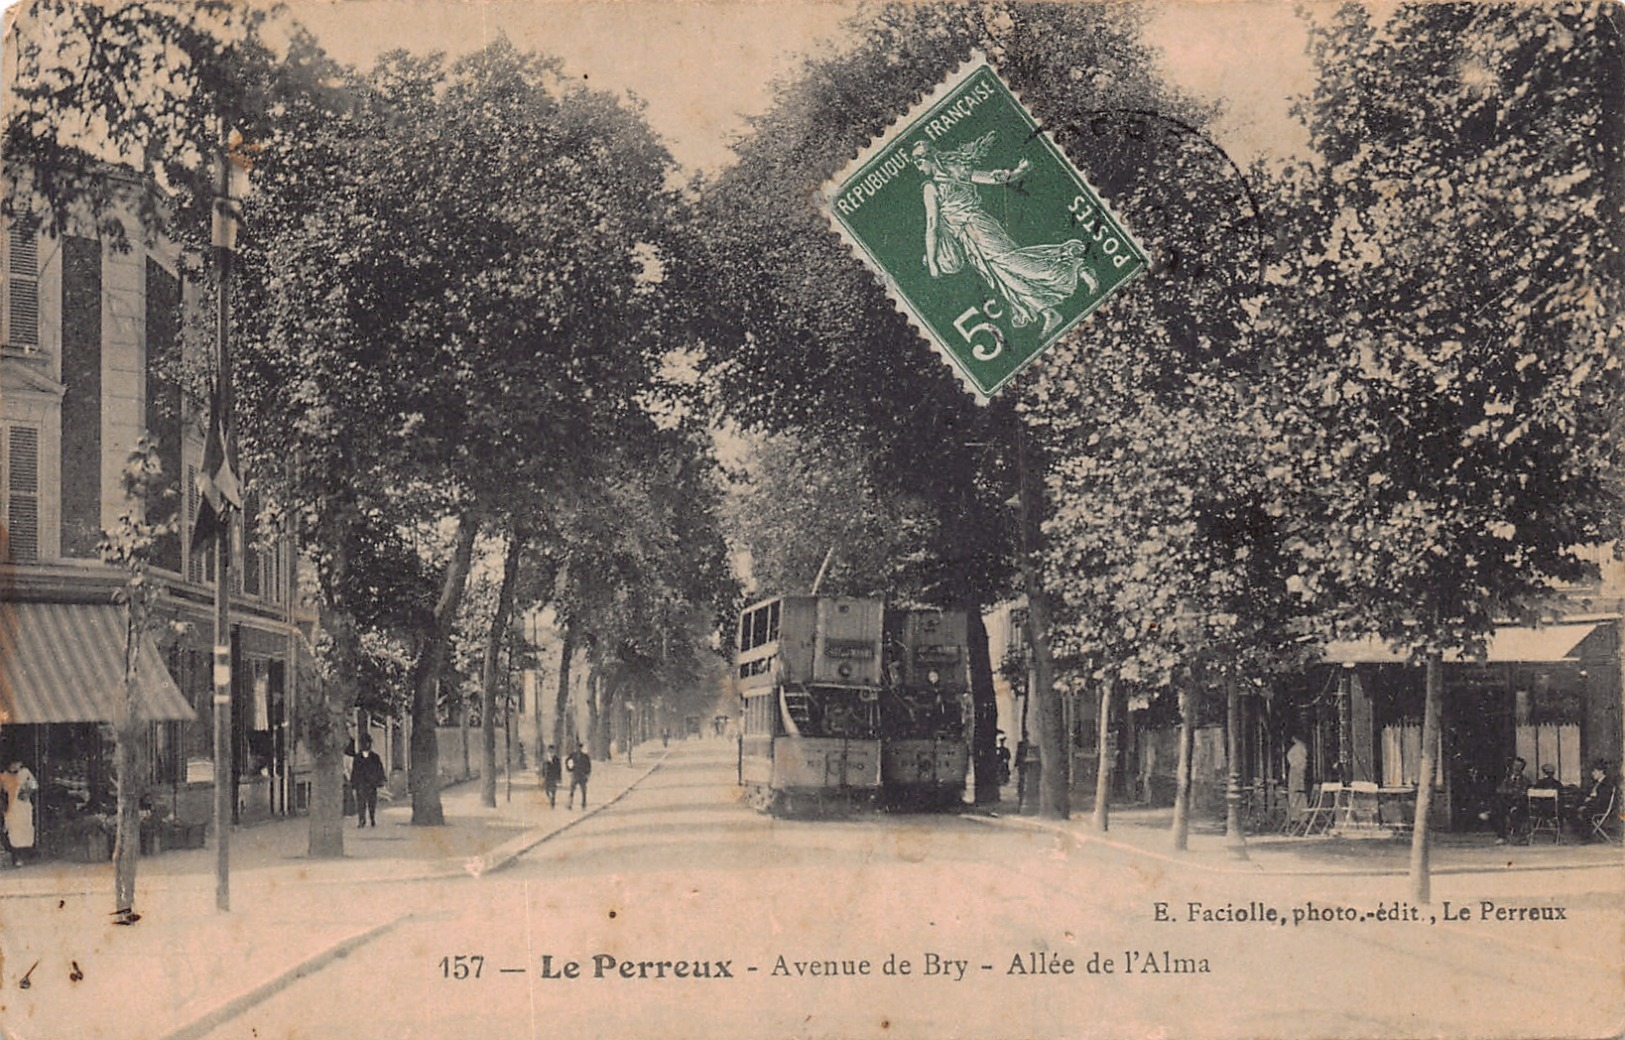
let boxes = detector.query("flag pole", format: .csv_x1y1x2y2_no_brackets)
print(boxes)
211,131,238,913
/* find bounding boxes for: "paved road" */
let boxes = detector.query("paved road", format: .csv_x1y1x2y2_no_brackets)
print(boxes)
201,740,1622,1040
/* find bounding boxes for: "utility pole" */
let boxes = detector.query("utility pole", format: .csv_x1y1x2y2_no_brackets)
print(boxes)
1222,671,1249,860
210,137,240,913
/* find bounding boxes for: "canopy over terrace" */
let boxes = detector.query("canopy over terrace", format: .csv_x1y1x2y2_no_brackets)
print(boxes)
1322,622,1604,666
0,602,195,725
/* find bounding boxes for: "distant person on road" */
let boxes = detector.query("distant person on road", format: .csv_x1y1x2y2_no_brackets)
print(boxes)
541,745,562,809
566,745,592,810
662,728,670,748
351,735,387,828
1,759,38,867
996,734,1012,786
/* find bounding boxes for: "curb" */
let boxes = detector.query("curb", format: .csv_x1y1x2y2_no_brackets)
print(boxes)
158,913,412,1040
0,753,674,902
966,812,1625,879
463,749,670,877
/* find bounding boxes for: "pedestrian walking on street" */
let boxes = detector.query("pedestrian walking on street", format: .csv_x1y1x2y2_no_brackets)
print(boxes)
566,744,592,810
542,745,562,809
351,735,387,828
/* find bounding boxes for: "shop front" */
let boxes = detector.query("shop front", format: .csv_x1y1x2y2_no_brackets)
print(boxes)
1320,620,1620,830
0,601,197,861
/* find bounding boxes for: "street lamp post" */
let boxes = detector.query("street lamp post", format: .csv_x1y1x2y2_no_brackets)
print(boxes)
1170,599,1200,852
1222,673,1249,861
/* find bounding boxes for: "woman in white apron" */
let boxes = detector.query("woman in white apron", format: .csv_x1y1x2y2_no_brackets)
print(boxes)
1,759,39,866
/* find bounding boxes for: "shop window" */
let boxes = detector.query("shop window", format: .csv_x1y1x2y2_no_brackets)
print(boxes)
150,721,186,786
1515,724,1581,785
182,649,216,784
1380,722,1442,787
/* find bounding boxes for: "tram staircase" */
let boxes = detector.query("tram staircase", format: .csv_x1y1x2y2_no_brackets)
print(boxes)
781,688,813,736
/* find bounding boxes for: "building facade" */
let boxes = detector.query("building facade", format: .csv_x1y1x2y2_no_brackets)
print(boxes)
0,204,309,860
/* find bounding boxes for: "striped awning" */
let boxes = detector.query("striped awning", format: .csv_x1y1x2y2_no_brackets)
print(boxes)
0,602,196,725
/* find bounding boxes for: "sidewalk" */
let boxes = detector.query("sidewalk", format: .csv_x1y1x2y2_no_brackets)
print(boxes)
976,798,1625,879
0,744,668,1040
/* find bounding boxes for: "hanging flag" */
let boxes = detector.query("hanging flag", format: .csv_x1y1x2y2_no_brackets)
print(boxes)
192,382,241,555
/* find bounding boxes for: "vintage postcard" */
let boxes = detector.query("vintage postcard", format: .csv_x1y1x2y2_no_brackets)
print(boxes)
0,1,1620,1039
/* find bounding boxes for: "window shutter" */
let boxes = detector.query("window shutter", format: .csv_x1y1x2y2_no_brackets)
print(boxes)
5,426,39,560
5,226,39,350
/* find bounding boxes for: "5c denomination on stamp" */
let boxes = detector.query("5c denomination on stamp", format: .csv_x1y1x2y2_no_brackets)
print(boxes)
821,53,1148,402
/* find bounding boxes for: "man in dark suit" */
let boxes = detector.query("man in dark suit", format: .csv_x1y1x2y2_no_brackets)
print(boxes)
565,744,592,810
1485,756,1530,844
1574,761,1617,841
351,735,387,828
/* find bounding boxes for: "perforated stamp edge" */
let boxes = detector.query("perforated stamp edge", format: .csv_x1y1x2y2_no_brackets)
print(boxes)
817,51,1151,405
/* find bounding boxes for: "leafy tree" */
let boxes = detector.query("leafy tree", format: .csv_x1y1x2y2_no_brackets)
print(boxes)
726,430,940,599
545,421,738,760
4,1,339,248
233,36,697,828
1279,2,1625,899
99,437,179,924
704,0,1209,813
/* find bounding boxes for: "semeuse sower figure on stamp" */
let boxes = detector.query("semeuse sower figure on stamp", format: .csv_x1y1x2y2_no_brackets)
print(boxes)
914,133,1098,338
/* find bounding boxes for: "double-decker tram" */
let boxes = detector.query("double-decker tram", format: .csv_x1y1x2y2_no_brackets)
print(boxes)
736,595,884,814
879,608,970,809
735,595,971,815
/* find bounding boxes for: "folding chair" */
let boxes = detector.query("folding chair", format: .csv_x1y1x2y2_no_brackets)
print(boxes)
1526,788,1563,844
1343,781,1381,831
1584,790,1619,844
1298,782,1342,836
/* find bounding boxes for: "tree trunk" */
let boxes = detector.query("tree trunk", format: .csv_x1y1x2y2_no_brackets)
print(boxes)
459,695,471,780
553,623,574,754
309,727,346,857
1092,677,1115,832
308,564,360,858
1171,681,1195,851
112,717,145,917
1409,653,1443,902
1020,559,1067,819
481,533,522,807
965,602,1000,805
409,512,479,826
588,668,610,761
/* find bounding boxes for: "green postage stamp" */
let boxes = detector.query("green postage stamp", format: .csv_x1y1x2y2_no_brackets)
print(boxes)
822,55,1148,402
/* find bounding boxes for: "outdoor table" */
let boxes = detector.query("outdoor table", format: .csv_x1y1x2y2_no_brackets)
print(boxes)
1377,785,1419,831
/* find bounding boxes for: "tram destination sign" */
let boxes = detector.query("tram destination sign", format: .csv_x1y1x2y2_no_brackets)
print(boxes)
821,54,1148,402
